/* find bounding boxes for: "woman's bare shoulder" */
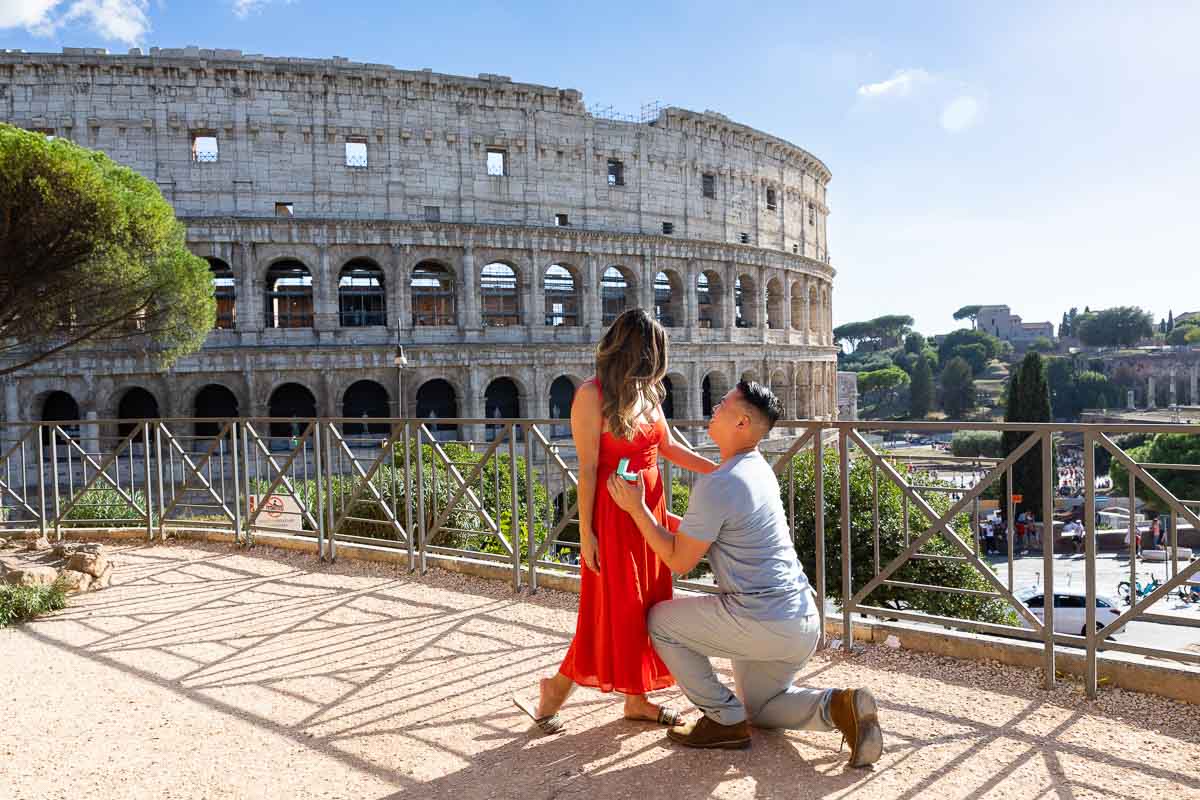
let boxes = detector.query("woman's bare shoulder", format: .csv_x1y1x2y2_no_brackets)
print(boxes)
573,380,602,408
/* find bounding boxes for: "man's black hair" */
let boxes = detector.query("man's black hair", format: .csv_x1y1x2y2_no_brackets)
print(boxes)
736,380,782,431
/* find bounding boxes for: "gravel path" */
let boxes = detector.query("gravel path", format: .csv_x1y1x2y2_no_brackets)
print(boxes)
1,541,1197,799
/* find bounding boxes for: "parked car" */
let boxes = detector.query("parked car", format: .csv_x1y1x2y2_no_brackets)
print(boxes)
1015,587,1124,637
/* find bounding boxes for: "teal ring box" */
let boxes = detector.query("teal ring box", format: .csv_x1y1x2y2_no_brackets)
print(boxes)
616,457,638,482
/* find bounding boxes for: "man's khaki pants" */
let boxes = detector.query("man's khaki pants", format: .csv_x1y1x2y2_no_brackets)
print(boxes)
648,593,833,729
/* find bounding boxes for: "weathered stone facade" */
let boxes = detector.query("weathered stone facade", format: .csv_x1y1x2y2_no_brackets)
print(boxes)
0,47,838,428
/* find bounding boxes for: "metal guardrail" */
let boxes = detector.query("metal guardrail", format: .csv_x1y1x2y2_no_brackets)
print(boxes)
2,416,1198,699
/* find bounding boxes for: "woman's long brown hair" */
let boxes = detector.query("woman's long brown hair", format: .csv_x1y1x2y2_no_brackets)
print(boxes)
595,308,668,440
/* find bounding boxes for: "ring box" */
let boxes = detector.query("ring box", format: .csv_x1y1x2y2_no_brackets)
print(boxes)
616,457,638,482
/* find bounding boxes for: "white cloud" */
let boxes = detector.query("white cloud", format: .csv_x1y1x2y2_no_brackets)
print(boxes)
856,68,931,98
232,0,293,19
0,0,149,44
941,95,981,133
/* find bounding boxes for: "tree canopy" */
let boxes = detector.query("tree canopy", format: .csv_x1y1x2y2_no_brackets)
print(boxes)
909,355,933,419
1110,434,1200,514
833,314,914,350
940,357,976,419
953,305,983,328
938,328,1001,375
0,124,214,375
1074,306,1154,348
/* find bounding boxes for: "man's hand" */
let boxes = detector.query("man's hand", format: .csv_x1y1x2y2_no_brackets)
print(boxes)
607,471,646,514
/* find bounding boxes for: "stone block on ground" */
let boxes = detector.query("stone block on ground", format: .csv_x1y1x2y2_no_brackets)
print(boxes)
58,569,94,593
65,551,109,578
92,563,114,590
0,538,9,549
25,536,51,552
4,565,60,587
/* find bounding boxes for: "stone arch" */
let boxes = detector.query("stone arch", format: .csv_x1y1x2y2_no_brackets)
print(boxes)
701,370,730,417
267,382,317,440
548,374,577,438
600,265,638,326
116,386,160,442
741,370,758,385
808,284,819,338
40,390,81,441
342,379,391,435
697,269,724,329
480,261,521,327
653,269,684,328
734,273,757,328
662,372,688,420
544,263,581,327
766,277,784,330
193,383,239,439
415,378,459,438
790,279,807,332
484,376,522,441
770,369,789,416
411,259,457,327
206,257,236,330
264,258,314,329
338,257,387,327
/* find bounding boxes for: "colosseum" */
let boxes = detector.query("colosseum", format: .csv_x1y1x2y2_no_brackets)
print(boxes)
0,47,837,436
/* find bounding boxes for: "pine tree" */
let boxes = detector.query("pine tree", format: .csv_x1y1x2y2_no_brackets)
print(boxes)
1167,309,1174,331
910,355,933,419
940,357,975,419
1000,352,1057,517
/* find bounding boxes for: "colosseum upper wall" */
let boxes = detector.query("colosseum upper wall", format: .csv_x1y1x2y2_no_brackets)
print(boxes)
0,47,840,432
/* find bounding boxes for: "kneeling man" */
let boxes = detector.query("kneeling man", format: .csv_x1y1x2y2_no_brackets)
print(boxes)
607,381,882,767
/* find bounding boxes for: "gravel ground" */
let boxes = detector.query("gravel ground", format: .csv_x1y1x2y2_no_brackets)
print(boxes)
1,540,1197,800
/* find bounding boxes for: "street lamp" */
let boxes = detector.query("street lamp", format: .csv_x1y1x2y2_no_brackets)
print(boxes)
393,342,408,418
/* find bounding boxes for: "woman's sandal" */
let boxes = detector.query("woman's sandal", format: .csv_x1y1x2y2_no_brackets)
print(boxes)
513,695,565,735
626,705,684,727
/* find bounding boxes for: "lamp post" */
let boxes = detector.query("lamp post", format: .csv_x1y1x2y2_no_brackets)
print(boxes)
393,342,408,419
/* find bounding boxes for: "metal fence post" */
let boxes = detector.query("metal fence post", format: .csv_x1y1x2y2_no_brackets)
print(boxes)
325,422,337,563
231,422,243,542
839,427,852,651
50,428,60,541
143,422,154,541
36,429,46,540
416,425,427,575
404,421,414,571
814,425,825,647
155,422,165,540
1084,430,1098,698
240,420,252,545
526,423,537,592
509,423,521,590
1041,430,1055,689
314,422,326,560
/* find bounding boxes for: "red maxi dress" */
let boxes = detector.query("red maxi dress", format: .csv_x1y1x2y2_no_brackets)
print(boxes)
558,381,675,694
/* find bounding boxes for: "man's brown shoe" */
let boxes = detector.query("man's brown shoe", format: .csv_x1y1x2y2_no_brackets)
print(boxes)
666,715,752,750
829,688,883,768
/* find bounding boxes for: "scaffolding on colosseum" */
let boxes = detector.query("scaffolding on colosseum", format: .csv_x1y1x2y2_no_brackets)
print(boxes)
587,101,665,124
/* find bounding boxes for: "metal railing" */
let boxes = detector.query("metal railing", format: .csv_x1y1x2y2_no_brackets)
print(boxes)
2,416,1198,698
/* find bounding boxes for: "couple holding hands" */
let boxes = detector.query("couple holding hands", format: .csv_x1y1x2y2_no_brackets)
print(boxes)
514,309,882,767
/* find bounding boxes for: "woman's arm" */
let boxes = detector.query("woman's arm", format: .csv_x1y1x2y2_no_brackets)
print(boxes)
658,414,718,474
571,382,603,573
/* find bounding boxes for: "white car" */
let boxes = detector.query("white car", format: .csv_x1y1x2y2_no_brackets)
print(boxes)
1015,588,1124,637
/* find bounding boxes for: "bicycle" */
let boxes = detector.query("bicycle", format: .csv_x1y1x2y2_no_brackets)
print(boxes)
1117,573,1164,604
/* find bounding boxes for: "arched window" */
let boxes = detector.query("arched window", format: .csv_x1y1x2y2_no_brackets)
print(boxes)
548,376,576,438
338,260,386,327
702,372,729,418
654,271,683,328
484,377,521,441
117,387,160,442
770,370,789,417
735,275,756,328
264,260,313,329
766,278,784,330
342,380,391,436
697,271,724,329
194,384,239,439
268,383,317,441
808,285,819,337
790,282,806,331
415,379,459,439
41,391,81,442
207,258,236,330
544,265,579,327
411,261,456,326
601,266,636,326
481,263,520,327
662,374,688,420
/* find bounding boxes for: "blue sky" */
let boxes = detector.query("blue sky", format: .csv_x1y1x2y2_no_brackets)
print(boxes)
2,1,1196,335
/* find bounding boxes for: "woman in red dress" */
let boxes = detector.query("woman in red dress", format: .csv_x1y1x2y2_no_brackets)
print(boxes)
515,308,717,732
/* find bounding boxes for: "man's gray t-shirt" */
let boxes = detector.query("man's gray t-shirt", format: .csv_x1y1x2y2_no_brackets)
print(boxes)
677,450,813,621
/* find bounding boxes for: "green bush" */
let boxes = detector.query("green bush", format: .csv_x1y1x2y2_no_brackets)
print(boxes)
951,431,1003,458
0,580,68,627
780,450,1014,624
61,488,151,527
